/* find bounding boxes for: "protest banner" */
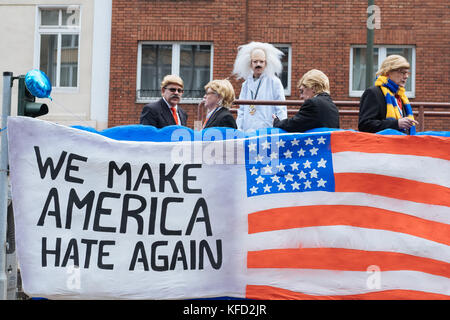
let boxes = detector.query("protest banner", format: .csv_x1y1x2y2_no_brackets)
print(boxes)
7,117,450,299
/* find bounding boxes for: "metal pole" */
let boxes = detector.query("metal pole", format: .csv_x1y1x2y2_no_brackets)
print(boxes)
366,0,375,89
0,72,13,300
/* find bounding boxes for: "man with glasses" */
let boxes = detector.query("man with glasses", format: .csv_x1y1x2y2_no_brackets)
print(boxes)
140,74,188,128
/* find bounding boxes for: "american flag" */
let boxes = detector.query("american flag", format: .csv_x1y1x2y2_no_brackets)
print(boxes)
244,131,450,299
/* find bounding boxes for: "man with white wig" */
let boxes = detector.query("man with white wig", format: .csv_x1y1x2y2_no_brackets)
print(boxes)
233,42,287,132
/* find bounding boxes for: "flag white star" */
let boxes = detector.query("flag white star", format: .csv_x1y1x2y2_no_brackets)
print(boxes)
290,161,299,171
271,175,280,183
317,136,326,144
310,147,319,156
285,173,294,181
250,166,258,175
277,182,286,191
304,180,312,189
263,184,272,192
250,186,258,194
291,181,300,190
263,164,273,174
283,149,293,159
305,137,314,145
248,142,257,151
261,140,270,150
297,148,306,157
309,169,318,178
255,176,265,184
303,160,312,168
254,154,264,163
317,158,327,168
298,171,307,179
276,163,286,172
291,138,300,146
317,178,327,187
276,139,286,148
270,151,278,160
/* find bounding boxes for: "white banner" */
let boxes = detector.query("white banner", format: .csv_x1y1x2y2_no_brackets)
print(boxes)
7,117,450,300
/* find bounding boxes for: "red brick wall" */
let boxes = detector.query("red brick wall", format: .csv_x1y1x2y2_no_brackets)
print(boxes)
109,0,450,131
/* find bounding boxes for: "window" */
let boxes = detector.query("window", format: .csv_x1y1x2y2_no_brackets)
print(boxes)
137,43,213,101
37,6,80,89
273,44,292,96
350,45,415,97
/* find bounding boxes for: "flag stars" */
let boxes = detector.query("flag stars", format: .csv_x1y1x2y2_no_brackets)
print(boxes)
309,147,319,156
317,178,327,187
290,161,299,171
270,151,278,160
277,182,286,191
276,139,286,148
249,186,258,194
263,184,272,193
271,175,280,183
276,163,286,172
291,181,300,190
261,140,270,150
303,160,312,168
298,171,307,179
317,136,326,144
283,149,293,159
304,180,312,189
263,164,273,174
250,166,258,175
291,138,300,146
254,154,264,164
317,158,327,168
285,173,294,182
309,169,319,179
255,176,265,184
305,138,314,145
297,148,306,157
248,142,257,151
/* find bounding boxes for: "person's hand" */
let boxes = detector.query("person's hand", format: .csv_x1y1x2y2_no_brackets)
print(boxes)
398,117,419,129
272,114,280,125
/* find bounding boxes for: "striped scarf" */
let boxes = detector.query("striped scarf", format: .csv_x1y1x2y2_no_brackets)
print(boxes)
375,76,415,135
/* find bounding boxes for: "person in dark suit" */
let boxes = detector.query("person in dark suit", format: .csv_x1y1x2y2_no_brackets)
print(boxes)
358,55,418,134
273,69,339,132
140,75,188,128
201,79,237,129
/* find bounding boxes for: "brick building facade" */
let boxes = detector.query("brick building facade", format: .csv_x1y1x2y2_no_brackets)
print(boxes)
108,0,450,131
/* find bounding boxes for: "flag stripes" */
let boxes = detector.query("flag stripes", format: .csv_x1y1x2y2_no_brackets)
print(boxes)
335,173,450,207
246,285,450,300
248,205,450,245
247,248,450,279
330,131,450,160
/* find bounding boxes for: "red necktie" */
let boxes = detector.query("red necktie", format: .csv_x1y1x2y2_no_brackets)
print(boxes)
171,107,179,125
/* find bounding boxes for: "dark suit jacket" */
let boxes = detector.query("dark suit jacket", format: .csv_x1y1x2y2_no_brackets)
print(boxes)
140,98,188,128
204,107,237,129
273,93,339,132
358,85,403,133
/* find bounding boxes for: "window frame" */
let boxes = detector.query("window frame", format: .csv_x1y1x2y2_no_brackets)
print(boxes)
273,44,292,96
349,45,416,98
35,5,82,92
136,41,214,103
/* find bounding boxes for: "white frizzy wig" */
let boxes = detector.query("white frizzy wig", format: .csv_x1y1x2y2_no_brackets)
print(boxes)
232,41,284,80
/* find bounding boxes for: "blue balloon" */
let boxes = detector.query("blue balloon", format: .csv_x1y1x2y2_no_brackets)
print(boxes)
25,69,52,99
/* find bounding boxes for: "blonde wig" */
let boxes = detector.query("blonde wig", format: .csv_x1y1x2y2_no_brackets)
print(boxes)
298,69,330,94
376,55,410,77
204,79,236,108
232,41,284,79
160,74,184,89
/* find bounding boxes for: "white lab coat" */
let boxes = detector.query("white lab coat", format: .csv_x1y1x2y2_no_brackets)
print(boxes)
236,74,287,132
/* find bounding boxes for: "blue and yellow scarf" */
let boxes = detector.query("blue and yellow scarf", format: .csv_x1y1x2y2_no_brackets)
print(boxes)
375,76,415,135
